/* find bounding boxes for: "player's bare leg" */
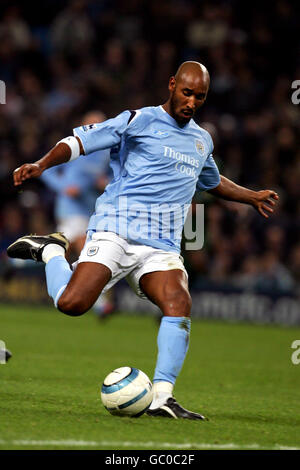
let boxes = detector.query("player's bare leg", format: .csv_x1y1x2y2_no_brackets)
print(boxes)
57,262,111,316
66,235,115,319
140,269,191,317
140,270,206,420
67,235,86,261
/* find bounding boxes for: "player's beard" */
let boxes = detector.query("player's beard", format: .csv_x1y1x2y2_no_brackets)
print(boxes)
170,94,192,125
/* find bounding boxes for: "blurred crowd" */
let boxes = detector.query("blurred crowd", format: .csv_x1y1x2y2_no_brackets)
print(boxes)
0,0,299,295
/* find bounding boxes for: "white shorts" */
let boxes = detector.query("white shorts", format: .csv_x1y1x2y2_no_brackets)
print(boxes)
78,231,188,299
58,216,89,243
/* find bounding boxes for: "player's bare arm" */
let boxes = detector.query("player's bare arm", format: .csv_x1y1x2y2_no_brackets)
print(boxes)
208,175,279,218
13,136,84,186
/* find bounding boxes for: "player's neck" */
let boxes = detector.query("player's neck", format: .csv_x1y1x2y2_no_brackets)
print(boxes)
161,102,189,128
161,102,171,115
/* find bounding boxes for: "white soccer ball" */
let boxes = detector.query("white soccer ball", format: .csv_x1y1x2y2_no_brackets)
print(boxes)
101,366,153,417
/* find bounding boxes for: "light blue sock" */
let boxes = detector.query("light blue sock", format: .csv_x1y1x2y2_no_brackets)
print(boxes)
153,316,191,385
45,256,73,307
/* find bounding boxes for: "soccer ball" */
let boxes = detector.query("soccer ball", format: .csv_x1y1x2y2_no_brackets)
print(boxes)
101,366,153,417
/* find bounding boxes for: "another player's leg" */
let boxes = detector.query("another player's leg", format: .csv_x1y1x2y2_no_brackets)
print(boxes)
7,233,111,316
92,289,115,319
0,347,12,363
140,269,206,420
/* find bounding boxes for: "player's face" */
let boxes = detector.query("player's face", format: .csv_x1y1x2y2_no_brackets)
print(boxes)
169,74,209,124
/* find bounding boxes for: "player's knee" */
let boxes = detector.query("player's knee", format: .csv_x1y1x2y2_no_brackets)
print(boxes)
57,291,90,316
162,289,192,317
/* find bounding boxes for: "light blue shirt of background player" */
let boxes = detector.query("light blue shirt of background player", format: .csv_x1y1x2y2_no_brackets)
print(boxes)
41,148,115,316
41,148,111,222
73,105,220,254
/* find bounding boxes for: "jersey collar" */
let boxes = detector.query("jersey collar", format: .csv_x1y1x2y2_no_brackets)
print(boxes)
158,105,191,129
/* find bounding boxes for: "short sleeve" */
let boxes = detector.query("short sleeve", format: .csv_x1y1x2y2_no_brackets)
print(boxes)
196,154,220,192
73,110,131,155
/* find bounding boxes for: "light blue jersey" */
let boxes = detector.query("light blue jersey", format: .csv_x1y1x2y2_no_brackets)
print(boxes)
73,106,220,253
42,149,111,220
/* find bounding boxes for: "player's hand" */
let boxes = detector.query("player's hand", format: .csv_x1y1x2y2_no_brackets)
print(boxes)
65,185,81,198
13,163,43,186
96,175,109,192
251,190,279,218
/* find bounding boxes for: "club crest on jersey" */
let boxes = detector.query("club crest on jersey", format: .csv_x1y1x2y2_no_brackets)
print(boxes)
87,246,99,256
195,139,205,155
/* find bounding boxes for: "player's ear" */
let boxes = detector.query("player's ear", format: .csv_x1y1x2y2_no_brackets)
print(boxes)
168,76,176,92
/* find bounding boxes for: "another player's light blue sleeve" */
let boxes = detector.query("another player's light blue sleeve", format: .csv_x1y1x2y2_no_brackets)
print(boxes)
41,166,67,194
73,110,131,155
64,149,111,191
196,154,220,192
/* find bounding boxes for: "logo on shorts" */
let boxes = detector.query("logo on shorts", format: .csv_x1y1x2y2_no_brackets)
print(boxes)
87,246,99,256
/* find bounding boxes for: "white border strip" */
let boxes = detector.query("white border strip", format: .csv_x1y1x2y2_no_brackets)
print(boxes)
0,439,299,450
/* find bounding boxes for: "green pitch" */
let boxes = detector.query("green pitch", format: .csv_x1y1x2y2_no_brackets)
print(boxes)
1,303,300,450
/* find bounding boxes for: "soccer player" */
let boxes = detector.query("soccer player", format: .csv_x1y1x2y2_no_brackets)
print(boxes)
8,61,278,420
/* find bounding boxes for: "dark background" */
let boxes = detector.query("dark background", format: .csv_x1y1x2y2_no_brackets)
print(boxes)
0,0,299,296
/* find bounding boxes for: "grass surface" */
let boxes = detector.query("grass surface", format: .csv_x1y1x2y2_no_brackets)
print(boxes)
1,303,300,450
